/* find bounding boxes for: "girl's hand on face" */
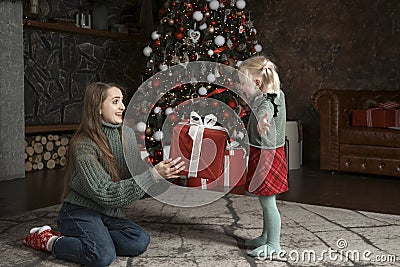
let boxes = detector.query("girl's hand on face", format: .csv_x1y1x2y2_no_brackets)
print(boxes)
257,113,270,136
152,157,185,179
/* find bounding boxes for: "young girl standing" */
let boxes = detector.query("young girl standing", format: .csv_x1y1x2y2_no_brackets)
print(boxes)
238,56,288,258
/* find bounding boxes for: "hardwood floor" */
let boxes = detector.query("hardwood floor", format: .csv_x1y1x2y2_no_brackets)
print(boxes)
1,166,399,217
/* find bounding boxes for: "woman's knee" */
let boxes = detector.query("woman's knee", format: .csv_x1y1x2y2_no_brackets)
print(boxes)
136,230,150,254
85,245,116,267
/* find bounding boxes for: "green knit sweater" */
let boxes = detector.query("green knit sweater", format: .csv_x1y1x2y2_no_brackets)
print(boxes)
63,121,157,218
247,91,286,149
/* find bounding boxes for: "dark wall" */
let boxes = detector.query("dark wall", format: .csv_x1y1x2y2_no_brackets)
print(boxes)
249,0,400,166
23,0,400,168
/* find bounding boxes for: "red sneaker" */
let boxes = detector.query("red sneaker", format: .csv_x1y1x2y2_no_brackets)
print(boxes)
51,230,62,237
23,226,57,251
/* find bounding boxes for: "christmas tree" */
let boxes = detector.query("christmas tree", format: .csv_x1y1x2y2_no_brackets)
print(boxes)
134,0,263,163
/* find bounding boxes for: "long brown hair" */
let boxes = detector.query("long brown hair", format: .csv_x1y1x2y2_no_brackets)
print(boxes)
62,82,122,200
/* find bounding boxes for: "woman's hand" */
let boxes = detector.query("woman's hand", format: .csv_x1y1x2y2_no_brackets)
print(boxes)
152,157,185,179
257,113,270,135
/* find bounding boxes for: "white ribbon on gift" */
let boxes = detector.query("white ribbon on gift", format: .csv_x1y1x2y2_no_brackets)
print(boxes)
187,111,225,177
224,141,247,186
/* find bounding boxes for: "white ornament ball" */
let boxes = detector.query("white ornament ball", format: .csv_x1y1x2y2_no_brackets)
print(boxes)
236,60,243,67
193,11,203,21
209,0,220,10
136,122,147,133
207,73,216,83
153,106,162,114
198,86,207,96
143,46,152,57
236,0,246,9
151,31,161,40
165,107,174,116
207,49,214,56
153,130,164,141
214,35,225,47
199,23,207,30
254,44,263,52
159,64,168,71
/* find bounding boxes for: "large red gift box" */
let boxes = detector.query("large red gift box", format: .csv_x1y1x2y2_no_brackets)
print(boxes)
218,147,247,187
352,108,400,128
169,112,228,180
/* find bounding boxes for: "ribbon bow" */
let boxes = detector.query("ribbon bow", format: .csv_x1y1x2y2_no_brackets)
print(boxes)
187,111,223,177
265,93,279,117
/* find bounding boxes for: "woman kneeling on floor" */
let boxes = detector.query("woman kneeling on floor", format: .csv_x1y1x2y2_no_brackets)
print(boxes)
23,82,184,267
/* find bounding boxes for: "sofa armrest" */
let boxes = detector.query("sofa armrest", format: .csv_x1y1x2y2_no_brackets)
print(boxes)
312,89,343,170
312,89,400,171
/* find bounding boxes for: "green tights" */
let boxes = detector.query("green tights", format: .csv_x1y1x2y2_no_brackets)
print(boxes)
246,195,282,257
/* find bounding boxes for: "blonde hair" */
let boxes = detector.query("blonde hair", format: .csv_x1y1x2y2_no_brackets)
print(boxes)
238,56,281,94
62,82,122,200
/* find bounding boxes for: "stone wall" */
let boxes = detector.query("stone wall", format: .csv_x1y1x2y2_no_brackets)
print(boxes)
0,0,25,181
23,0,145,125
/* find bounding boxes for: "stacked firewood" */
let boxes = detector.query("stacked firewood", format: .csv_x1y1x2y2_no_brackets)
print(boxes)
24,134,72,172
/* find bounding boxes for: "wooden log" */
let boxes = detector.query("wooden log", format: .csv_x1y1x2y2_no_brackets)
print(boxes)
28,156,33,162
60,156,67,166
57,146,67,157
25,161,33,172
32,154,42,164
55,140,61,146
43,151,52,161
41,136,47,145
32,163,38,170
46,159,56,169
47,134,54,141
24,153,28,160
26,146,34,156
24,140,28,148
60,137,69,146
34,135,42,142
33,142,43,154
52,153,59,159
53,135,60,141
46,141,54,151
37,162,44,170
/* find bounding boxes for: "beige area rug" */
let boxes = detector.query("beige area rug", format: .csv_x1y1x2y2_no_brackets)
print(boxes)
0,194,399,267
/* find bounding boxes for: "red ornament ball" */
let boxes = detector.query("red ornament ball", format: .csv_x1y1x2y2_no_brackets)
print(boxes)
155,150,163,159
153,39,161,47
222,110,230,119
171,1,177,7
228,100,237,109
210,21,216,26
178,26,185,32
152,78,161,88
211,100,219,108
168,113,178,123
175,32,184,40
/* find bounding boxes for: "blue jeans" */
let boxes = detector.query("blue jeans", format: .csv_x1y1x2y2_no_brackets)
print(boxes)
53,202,150,267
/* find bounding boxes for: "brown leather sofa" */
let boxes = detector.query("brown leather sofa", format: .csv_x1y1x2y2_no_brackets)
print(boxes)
313,89,400,177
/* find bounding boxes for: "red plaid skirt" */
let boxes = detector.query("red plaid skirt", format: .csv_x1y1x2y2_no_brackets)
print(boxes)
246,146,288,196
